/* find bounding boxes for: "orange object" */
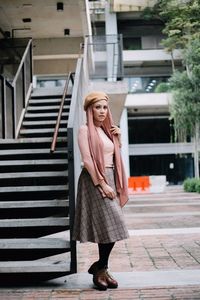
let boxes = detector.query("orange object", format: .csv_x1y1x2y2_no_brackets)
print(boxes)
128,176,150,191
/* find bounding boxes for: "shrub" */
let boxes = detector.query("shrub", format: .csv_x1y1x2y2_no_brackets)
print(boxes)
155,82,170,93
183,178,200,192
195,180,200,193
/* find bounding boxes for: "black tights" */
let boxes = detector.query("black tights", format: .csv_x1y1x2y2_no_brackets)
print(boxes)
97,242,115,269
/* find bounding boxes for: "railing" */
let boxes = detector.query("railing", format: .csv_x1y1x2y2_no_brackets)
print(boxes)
0,76,14,138
50,72,74,153
67,39,90,273
125,76,170,94
85,34,124,81
0,38,32,139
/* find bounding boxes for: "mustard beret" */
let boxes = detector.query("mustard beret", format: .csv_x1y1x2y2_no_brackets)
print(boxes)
84,91,109,111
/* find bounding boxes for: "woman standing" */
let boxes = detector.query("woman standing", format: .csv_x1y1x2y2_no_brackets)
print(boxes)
73,91,129,290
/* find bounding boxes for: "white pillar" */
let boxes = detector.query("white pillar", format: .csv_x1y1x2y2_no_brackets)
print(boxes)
120,108,130,177
105,2,118,81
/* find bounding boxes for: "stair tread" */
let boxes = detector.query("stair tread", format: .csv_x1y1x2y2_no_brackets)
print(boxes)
31,87,65,97
0,148,67,155
29,99,70,104
0,171,68,179
25,112,69,117
0,217,69,227
0,159,67,166
20,128,67,134
0,238,70,248
0,199,69,208
0,261,70,272
23,120,67,126
27,105,70,110
0,185,68,192
0,137,67,143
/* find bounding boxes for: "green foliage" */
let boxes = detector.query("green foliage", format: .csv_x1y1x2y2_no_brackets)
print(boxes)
169,38,200,141
195,180,200,193
155,82,170,93
143,0,200,51
142,1,200,176
183,178,199,192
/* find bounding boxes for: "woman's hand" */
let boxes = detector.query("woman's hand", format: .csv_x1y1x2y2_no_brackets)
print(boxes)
110,125,122,147
110,125,121,136
99,181,116,200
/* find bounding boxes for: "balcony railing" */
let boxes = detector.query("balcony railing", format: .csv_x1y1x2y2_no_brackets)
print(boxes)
85,35,124,81
125,76,170,94
0,38,32,139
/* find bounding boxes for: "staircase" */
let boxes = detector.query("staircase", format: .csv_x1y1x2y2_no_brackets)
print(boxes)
0,88,76,285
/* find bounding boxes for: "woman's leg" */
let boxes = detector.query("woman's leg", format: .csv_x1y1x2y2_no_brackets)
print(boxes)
88,242,118,290
97,242,115,269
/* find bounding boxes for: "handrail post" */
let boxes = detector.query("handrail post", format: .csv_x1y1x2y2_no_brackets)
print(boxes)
1,76,6,139
22,63,26,108
12,83,16,138
30,41,33,84
68,127,77,273
50,72,74,153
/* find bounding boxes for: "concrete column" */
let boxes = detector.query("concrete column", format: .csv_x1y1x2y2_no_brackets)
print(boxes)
120,108,130,177
105,1,118,81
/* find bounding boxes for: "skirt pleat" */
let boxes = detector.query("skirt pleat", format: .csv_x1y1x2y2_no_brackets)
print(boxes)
72,168,129,243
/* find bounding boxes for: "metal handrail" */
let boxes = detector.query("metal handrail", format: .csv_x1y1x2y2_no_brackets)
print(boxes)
12,39,33,86
50,72,74,152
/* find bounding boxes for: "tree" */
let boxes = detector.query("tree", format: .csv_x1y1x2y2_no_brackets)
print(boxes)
143,1,200,178
169,39,200,177
143,0,200,71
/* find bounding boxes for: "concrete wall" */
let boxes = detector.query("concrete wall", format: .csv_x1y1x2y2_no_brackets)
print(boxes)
32,37,83,75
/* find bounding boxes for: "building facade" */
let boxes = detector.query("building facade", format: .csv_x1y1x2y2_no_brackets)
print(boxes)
89,0,194,184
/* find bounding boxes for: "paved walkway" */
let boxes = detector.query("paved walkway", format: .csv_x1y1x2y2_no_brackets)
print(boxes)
2,186,200,299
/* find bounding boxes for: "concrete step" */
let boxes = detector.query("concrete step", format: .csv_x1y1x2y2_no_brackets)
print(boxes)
20,128,67,138
20,128,67,135
0,199,69,208
0,149,67,160
0,185,68,193
27,105,70,112
0,185,69,201
0,171,68,179
24,112,69,120
29,99,70,105
0,148,67,156
0,171,68,187
124,203,200,213
0,217,69,238
0,137,67,150
0,158,67,166
22,120,68,127
31,87,71,97
0,260,71,284
0,199,69,218
0,217,69,227
0,238,70,260
0,159,68,173
53,270,200,290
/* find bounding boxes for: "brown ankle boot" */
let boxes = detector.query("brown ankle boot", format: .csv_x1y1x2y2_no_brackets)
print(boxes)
88,261,99,275
105,270,118,288
93,268,108,291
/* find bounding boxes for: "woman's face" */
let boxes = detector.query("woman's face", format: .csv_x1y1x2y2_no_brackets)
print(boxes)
92,100,108,125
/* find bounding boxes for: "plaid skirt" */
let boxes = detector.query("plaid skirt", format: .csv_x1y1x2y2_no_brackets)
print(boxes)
72,167,129,243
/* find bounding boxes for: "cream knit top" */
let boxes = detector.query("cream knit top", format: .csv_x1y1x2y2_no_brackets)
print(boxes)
78,125,114,185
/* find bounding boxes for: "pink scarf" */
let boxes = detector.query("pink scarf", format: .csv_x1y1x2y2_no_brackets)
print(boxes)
86,106,128,207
